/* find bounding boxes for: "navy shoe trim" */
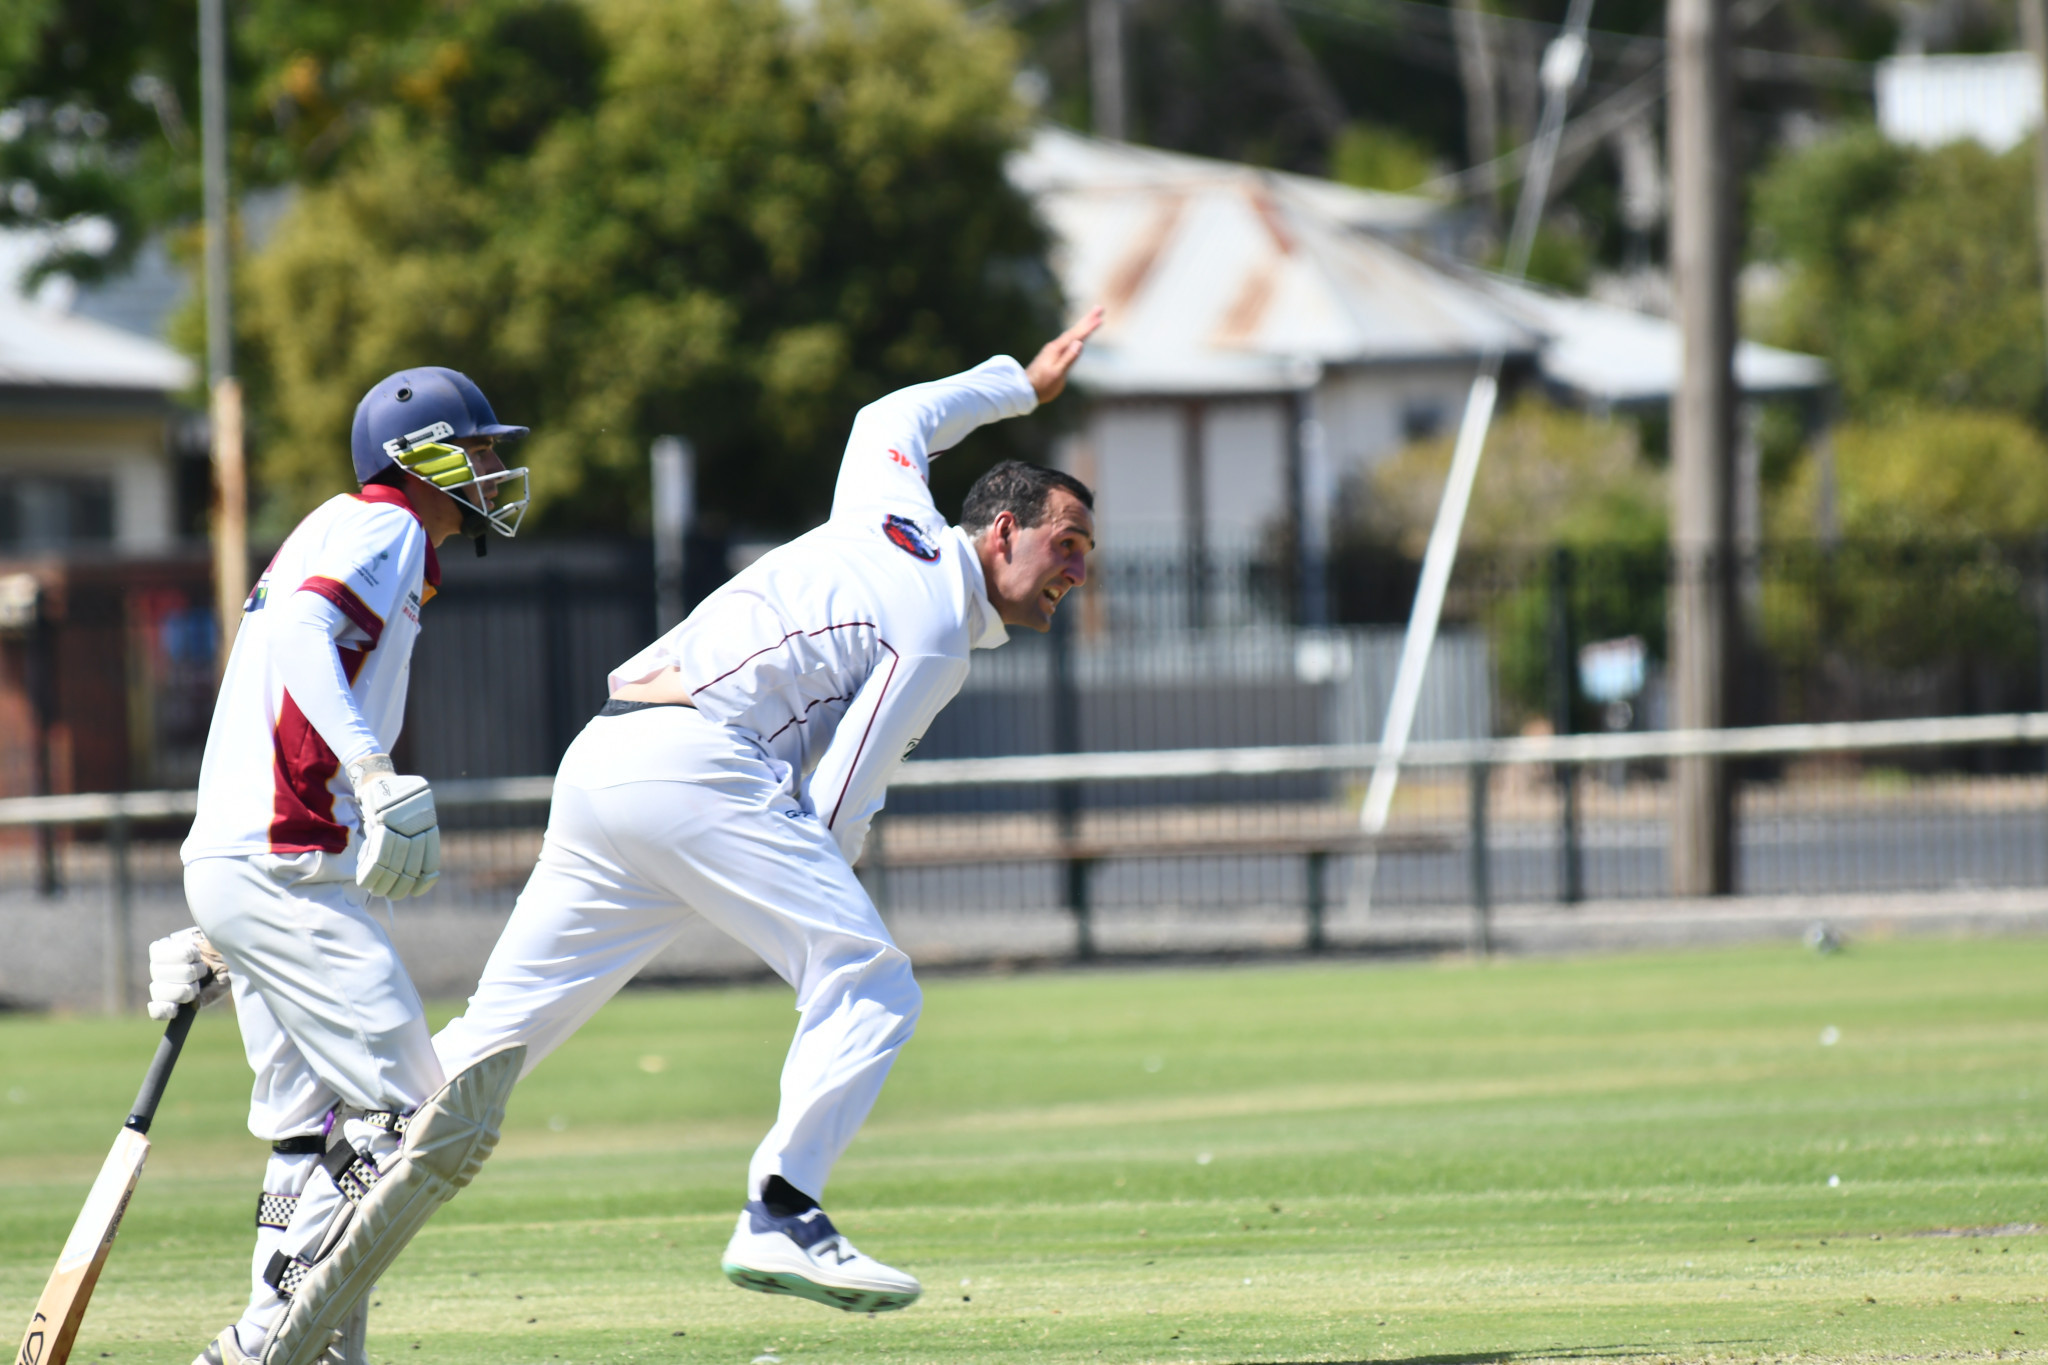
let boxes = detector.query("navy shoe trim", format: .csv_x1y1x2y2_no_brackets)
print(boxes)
743,1200,841,1251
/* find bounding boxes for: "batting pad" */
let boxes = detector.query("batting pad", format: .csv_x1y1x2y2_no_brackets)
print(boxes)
260,1046,525,1365
318,1298,368,1365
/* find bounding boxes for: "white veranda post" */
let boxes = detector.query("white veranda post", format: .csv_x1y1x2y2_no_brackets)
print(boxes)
1355,0,1597,896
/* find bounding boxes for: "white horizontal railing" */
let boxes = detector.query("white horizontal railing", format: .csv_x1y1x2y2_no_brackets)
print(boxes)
4,711,2048,829
891,710,2048,788
17,708,2048,1012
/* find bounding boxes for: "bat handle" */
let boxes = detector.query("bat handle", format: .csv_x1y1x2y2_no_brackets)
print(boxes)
123,972,211,1136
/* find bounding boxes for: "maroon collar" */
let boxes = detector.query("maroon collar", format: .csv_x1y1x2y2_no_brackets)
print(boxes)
354,484,442,588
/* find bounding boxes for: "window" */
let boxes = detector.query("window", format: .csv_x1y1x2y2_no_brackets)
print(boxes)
1401,399,1450,442
0,476,115,551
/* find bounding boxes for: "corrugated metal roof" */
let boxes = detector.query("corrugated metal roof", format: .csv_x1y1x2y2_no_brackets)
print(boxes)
0,230,196,397
1012,126,1537,397
1013,126,1828,407
1469,273,1830,406
1010,125,1444,236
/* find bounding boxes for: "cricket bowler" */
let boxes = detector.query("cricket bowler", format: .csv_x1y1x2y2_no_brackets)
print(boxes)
152,368,533,1365
425,308,1104,1312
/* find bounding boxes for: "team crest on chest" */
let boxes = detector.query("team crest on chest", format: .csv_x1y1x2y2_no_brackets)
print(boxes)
882,514,940,562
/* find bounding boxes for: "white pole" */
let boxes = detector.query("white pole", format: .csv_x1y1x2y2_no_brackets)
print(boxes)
1355,0,1596,899
1358,366,1500,834
651,436,694,634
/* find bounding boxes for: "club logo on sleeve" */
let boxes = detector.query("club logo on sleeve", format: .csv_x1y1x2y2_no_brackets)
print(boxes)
882,514,940,562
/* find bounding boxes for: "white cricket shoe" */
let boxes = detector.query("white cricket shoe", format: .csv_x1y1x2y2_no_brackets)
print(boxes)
193,1326,258,1365
721,1202,922,1313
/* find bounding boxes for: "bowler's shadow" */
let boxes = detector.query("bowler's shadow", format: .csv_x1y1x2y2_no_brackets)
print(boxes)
1251,1340,1768,1365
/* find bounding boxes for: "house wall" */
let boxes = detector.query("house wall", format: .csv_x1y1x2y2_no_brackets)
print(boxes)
0,413,177,554
1077,361,1482,556
1201,401,1289,546
1314,360,1481,497
1081,401,1185,547
1078,396,1292,552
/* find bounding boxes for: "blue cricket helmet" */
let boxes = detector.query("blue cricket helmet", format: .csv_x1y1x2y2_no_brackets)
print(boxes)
350,367,530,484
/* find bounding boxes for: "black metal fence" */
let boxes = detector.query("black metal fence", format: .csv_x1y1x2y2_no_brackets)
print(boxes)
14,533,2048,983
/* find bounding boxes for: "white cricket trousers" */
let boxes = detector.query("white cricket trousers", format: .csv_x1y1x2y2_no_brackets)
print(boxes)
184,850,446,1345
433,704,921,1203
184,850,446,1137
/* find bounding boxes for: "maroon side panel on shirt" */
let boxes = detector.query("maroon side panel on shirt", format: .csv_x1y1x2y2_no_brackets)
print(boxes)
267,661,362,856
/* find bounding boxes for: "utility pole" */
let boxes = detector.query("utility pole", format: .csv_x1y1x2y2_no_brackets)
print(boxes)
200,0,247,672
1089,0,1127,140
1666,0,1736,895
2020,0,2048,364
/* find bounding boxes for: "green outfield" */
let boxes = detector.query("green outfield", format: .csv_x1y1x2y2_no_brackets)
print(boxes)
5,937,2048,1365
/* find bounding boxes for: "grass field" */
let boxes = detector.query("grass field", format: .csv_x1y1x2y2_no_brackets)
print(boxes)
5,938,2048,1365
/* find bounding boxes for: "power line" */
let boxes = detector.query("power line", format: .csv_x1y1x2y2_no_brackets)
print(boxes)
1280,0,1874,91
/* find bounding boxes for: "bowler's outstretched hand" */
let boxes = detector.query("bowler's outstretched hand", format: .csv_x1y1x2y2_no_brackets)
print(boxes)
1025,306,1104,404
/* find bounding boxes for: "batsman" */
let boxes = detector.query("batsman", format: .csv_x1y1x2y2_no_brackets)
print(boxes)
156,368,533,1365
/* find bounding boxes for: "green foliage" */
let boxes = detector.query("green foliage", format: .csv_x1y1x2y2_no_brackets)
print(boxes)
1361,399,1665,722
0,0,54,83
1364,399,1662,556
0,0,451,279
1763,409,2048,673
1752,126,2046,419
1485,222,1593,294
1328,120,1434,194
238,0,1059,535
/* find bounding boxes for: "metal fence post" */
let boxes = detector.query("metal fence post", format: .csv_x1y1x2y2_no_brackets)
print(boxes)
104,812,133,1014
1548,547,1583,903
859,811,889,919
1049,604,1091,958
543,573,576,767
1559,761,1582,903
1305,849,1328,953
29,598,59,896
1468,761,1492,956
1067,857,1095,959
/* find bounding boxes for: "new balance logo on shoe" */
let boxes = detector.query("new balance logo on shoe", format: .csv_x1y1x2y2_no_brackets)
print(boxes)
722,1202,921,1313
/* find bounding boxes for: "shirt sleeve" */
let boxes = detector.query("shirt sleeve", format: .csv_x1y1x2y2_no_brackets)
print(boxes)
272,590,382,767
295,503,425,651
828,356,1038,522
806,652,968,865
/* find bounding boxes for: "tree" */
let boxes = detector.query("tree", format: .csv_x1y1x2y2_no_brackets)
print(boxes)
238,0,1061,537
1752,126,2045,421
1353,397,1666,722
1764,409,2048,676
0,0,457,281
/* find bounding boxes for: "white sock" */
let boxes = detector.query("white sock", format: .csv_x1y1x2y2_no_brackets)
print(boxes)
237,1148,319,1352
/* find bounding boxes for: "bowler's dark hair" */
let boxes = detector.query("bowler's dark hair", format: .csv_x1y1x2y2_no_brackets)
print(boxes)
959,460,1094,535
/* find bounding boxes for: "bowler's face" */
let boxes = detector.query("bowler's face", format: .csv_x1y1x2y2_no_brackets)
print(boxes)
989,489,1095,632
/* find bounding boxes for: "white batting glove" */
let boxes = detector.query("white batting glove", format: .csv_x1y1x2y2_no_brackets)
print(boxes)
349,754,442,899
146,927,230,1022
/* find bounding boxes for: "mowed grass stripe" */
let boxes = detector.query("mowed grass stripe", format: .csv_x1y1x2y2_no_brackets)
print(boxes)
6,938,2048,1364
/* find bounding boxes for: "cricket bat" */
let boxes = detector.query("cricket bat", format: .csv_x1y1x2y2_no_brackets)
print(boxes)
16,989,208,1365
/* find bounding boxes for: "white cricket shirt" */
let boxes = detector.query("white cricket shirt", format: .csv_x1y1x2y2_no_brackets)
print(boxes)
182,485,439,861
608,355,1037,862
